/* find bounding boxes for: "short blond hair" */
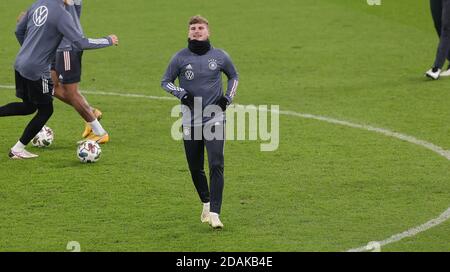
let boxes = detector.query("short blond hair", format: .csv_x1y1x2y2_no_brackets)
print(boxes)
189,15,209,26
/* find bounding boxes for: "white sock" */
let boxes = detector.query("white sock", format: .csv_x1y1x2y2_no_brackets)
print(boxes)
203,202,210,211
12,141,26,152
89,119,106,135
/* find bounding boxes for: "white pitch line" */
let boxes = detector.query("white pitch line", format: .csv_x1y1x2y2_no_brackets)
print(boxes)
273,110,450,161
82,90,178,101
1,84,450,251
347,208,450,252
0,85,178,101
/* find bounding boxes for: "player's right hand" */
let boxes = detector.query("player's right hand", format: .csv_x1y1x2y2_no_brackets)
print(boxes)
109,35,119,46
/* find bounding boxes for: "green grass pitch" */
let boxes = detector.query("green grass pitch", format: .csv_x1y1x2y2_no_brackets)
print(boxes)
1,0,450,252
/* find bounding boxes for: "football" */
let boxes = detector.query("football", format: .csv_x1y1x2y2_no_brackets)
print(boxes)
31,125,54,147
77,140,102,163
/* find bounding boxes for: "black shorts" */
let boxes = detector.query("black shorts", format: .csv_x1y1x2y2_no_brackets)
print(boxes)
15,70,53,105
55,50,83,84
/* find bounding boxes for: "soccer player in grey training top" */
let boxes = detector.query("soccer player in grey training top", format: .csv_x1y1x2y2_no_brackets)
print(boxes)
426,0,450,79
17,0,113,144
161,15,239,229
51,0,111,144
0,0,118,159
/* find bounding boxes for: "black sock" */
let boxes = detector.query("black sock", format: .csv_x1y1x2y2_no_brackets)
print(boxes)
0,102,37,117
19,103,54,145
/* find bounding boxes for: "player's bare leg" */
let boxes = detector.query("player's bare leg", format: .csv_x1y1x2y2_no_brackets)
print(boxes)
61,82,95,121
51,71,93,120
51,71,108,143
51,70,69,106
81,108,103,138
63,83,109,143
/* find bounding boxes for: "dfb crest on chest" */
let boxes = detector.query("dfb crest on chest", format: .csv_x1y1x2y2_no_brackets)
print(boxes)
208,59,218,71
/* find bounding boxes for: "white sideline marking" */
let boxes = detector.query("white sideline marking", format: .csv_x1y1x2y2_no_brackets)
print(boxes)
2,84,450,251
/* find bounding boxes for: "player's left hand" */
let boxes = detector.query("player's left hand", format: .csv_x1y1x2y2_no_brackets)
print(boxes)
217,96,229,111
181,92,195,109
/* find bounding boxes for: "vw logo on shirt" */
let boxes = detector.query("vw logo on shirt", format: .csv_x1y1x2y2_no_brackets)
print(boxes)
33,6,48,27
185,70,195,80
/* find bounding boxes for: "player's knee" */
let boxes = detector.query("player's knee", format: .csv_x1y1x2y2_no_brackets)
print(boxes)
189,167,205,175
442,24,450,33
209,162,224,173
210,152,224,167
24,103,38,114
53,86,64,99
37,103,54,118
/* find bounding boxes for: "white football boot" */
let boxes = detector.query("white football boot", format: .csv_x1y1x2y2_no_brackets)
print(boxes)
201,202,210,223
425,68,441,80
9,149,39,159
439,68,450,77
209,212,224,229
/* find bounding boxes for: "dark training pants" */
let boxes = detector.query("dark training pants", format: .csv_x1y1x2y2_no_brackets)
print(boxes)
183,122,225,214
431,0,450,68
0,71,54,145
431,0,443,36
0,102,54,145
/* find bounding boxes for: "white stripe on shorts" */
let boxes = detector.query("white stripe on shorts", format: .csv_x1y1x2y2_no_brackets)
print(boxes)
64,51,71,71
42,78,48,94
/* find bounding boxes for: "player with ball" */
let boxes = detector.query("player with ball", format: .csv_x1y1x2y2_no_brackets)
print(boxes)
0,0,118,160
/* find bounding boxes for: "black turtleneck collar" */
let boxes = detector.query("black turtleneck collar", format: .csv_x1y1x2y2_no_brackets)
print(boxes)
188,39,211,55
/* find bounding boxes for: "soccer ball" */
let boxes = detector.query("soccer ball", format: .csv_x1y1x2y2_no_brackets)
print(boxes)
77,140,101,163
31,125,54,147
